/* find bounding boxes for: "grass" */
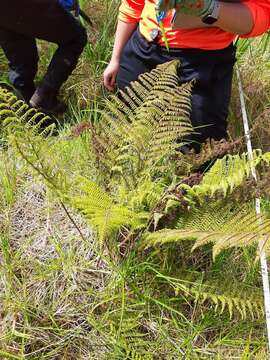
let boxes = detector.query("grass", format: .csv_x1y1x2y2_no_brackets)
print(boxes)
0,2,270,359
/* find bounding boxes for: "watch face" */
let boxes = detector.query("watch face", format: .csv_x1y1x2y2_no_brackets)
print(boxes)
203,16,218,25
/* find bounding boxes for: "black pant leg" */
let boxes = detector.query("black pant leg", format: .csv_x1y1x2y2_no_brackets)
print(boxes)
0,27,38,99
178,47,235,151
0,0,87,92
116,29,157,90
40,11,88,91
207,59,235,140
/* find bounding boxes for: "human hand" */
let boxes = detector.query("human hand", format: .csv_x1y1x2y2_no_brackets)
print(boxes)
103,60,120,91
156,0,215,18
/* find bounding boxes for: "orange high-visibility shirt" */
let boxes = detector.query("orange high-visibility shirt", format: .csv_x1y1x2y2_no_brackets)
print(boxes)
119,0,270,50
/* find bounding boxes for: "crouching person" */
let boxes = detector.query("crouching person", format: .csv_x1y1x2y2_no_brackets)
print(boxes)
0,0,87,113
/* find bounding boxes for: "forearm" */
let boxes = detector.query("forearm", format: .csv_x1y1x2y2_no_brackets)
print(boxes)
215,2,254,35
111,20,138,62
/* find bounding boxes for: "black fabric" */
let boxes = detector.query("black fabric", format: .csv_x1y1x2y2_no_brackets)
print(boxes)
0,0,87,93
117,28,236,151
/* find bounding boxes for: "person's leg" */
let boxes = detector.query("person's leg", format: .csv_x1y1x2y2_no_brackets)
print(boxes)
0,27,38,102
38,15,87,93
176,45,236,152
206,58,235,140
1,0,87,112
28,6,87,111
30,17,87,112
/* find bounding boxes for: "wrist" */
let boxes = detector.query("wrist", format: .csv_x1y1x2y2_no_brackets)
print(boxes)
110,55,121,63
201,1,221,25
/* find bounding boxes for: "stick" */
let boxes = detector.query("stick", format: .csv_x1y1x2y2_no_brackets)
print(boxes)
79,9,94,26
236,65,270,354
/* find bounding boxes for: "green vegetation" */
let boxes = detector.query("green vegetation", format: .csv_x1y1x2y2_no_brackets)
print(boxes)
0,1,270,359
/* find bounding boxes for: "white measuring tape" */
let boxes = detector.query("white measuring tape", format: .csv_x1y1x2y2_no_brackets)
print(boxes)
236,65,270,354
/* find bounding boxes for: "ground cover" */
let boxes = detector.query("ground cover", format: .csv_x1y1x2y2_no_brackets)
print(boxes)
0,1,270,359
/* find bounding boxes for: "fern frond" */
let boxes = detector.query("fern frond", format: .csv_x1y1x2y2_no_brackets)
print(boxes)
149,267,263,320
0,87,72,194
124,347,153,360
143,202,270,258
180,150,270,202
92,60,193,186
118,178,166,212
71,178,148,245
0,87,53,135
190,286,263,320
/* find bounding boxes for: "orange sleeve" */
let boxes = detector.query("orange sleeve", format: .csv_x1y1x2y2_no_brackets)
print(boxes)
118,0,145,23
241,1,270,38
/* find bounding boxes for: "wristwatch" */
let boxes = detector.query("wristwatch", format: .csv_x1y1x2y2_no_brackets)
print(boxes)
201,1,221,25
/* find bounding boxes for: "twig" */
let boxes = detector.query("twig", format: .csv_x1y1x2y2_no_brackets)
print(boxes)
60,200,87,242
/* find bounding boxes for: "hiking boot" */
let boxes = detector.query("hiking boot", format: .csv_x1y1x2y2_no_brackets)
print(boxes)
14,84,36,103
29,86,67,115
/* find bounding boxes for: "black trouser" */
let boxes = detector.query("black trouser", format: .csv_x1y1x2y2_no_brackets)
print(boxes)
0,0,87,99
117,29,236,150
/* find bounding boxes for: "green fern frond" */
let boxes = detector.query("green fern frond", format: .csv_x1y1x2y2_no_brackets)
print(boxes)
191,287,263,320
71,178,148,245
12,129,70,193
0,87,53,135
118,178,166,212
180,150,270,202
92,60,193,185
148,267,263,320
0,87,71,194
143,202,270,258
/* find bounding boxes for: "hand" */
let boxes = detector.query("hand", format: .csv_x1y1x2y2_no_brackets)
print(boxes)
103,60,120,91
156,0,215,18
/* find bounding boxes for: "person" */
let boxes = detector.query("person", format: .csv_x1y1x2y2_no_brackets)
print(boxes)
103,0,270,151
0,0,87,113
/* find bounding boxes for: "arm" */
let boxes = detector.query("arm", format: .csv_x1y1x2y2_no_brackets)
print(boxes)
172,2,254,34
215,2,254,35
103,21,137,91
103,0,145,91
110,20,137,64
161,0,270,36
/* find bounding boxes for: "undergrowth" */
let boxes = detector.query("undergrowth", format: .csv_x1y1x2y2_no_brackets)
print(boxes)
0,2,270,359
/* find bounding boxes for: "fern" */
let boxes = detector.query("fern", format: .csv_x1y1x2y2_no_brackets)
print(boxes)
0,86,53,135
180,150,270,202
190,285,263,320
92,60,193,186
143,202,270,257
123,347,153,360
71,177,148,245
147,266,263,320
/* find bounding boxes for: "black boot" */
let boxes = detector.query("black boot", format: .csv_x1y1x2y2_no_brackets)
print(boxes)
14,83,36,103
29,85,67,115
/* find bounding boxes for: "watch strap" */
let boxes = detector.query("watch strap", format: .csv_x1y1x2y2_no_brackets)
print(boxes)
202,1,221,23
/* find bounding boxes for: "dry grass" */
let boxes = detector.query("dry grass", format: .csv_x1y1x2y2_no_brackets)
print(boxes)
0,179,111,359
